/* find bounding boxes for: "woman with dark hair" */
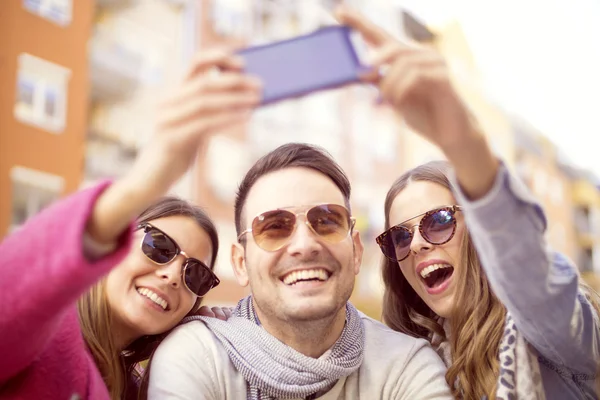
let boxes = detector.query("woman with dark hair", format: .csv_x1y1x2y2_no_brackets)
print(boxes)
78,196,220,399
0,49,262,399
336,5,600,399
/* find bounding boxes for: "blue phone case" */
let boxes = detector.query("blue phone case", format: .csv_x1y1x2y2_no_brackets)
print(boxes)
237,25,366,105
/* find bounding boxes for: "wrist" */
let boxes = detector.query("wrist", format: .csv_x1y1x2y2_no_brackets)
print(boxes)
86,177,158,245
441,118,499,201
440,111,487,160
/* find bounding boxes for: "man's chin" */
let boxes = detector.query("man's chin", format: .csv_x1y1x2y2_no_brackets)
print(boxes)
282,300,344,322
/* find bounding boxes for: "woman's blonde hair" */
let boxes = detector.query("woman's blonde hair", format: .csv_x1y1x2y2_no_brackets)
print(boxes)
77,196,219,400
381,160,505,399
382,160,600,398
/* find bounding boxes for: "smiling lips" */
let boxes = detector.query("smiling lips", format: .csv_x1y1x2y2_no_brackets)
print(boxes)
137,287,169,310
281,268,331,286
417,262,454,291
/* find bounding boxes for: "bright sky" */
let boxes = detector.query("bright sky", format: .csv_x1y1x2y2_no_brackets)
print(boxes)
399,0,600,177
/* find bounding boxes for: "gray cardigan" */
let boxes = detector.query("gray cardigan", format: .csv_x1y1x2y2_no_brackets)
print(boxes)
450,163,599,399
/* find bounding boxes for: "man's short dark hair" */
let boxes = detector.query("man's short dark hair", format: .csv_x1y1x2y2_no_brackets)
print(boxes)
234,143,352,235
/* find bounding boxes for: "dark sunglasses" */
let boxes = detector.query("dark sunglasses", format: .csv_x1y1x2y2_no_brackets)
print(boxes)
376,205,462,262
237,204,356,252
137,223,220,297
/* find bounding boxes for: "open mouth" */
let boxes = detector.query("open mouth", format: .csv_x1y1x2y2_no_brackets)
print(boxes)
419,264,454,290
136,287,170,311
281,268,331,286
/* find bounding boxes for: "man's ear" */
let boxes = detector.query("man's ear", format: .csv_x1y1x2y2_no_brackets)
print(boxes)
351,230,364,276
231,243,249,287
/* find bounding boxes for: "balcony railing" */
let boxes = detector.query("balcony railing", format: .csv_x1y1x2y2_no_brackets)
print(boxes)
96,0,137,8
89,28,144,101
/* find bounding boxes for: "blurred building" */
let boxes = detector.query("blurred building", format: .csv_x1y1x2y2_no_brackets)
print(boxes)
512,115,600,289
85,0,198,198
2,0,598,310
512,117,580,259
571,173,600,288
0,0,93,235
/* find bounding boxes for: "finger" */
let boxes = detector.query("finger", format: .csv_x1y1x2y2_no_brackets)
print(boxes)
159,91,260,129
334,5,391,46
224,308,233,319
165,76,261,109
175,108,253,143
360,45,435,85
383,63,418,109
196,305,216,318
211,307,227,321
366,43,412,67
201,73,263,93
359,68,381,84
165,73,262,105
379,53,446,102
384,63,449,110
185,49,244,78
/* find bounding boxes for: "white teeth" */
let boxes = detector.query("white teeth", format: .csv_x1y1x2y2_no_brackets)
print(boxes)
420,264,452,279
282,269,330,285
137,287,168,310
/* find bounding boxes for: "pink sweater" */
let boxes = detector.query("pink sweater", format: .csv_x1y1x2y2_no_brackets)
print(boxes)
0,182,134,399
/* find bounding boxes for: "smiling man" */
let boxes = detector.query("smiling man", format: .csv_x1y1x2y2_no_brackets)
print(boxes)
148,143,452,400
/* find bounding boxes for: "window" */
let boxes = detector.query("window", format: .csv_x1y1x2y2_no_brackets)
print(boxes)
14,54,71,133
10,166,64,233
23,0,72,26
575,206,592,234
14,53,71,133
580,248,594,273
592,206,600,236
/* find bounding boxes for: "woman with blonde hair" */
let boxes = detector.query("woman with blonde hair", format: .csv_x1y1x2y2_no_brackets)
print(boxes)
0,49,262,399
336,5,600,399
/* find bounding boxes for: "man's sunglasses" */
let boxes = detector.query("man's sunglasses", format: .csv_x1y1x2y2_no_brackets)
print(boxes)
137,223,220,297
376,205,462,262
237,204,355,252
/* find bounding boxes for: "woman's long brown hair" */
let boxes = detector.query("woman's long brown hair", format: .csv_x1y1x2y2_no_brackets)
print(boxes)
381,161,600,399
77,196,219,399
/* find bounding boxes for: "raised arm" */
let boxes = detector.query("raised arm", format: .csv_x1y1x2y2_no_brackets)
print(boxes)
0,49,261,383
0,182,134,382
450,163,599,372
336,4,599,373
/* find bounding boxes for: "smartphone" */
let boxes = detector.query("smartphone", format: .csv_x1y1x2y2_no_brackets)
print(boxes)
237,25,368,105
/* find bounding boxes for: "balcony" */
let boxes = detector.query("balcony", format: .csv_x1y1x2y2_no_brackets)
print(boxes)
573,179,600,208
89,28,144,101
85,134,137,181
95,0,138,8
84,105,139,180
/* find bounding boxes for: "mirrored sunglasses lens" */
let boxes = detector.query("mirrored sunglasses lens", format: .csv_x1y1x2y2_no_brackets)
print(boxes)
307,204,351,243
391,227,412,260
184,260,216,296
378,235,398,260
252,209,296,251
141,229,178,264
422,209,455,244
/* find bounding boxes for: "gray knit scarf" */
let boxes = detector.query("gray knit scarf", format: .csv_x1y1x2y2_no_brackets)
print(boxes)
183,296,365,400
